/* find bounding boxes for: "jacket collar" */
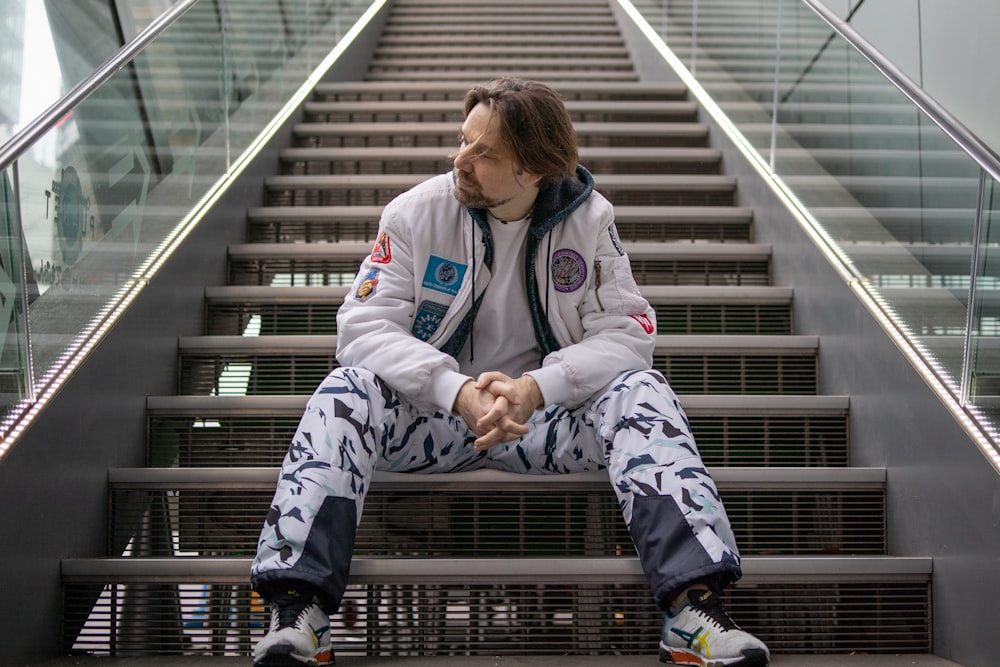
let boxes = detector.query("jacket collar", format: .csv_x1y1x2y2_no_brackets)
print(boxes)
527,165,594,238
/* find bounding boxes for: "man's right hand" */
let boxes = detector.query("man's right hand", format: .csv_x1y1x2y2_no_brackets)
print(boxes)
452,379,529,450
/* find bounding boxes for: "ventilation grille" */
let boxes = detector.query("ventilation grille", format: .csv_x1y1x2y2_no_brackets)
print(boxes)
203,302,787,337
248,219,381,244
266,186,410,208
178,353,337,395
178,352,813,396
149,414,848,469
311,88,689,104
655,354,817,394
246,217,749,244
109,487,883,557
64,580,930,656
656,304,790,334
628,258,770,286
228,259,361,286
596,188,733,207
294,131,710,149
206,304,339,336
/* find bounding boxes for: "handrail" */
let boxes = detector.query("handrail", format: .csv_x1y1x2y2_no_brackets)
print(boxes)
802,0,1000,185
0,0,200,173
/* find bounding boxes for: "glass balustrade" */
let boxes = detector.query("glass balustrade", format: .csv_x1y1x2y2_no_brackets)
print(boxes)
0,0,377,442
628,0,1000,440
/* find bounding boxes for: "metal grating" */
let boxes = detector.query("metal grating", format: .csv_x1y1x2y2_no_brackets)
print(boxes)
248,219,381,243
628,258,770,286
228,258,362,286
310,87,689,104
283,157,720,177
656,304,791,334
245,216,750,244
178,351,814,397
596,187,734,207
178,353,336,395
656,354,818,394
149,413,848,468
692,415,849,467
266,186,410,208
202,302,788,337
205,303,339,336
109,487,884,557
63,580,930,656
294,130,711,149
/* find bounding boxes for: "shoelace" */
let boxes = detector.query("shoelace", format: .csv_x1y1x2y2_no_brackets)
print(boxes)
687,591,738,631
271,590,313,629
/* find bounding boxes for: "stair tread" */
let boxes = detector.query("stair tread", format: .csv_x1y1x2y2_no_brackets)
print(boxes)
263,173,737,189
175,333,817,352
29,655,967,666
226,240,769,258
107,466,885,486
292,121,709,136
61,554,931,580
203,284,791,303
146,393,848,413
279,146,720,161
246,204,752,221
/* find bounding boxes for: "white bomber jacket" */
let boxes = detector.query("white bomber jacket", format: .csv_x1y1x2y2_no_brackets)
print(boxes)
336,166,657,413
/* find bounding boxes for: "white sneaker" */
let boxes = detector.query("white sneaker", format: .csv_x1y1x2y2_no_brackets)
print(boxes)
660,589,769,666
253,587,332,666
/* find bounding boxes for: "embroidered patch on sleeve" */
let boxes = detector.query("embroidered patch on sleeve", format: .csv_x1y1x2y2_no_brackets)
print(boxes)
422,255,467,296
354,269,380,302
551,248,587,293
412,300,449,341
630,313,655,334
609,223,625,256
370,231,391,264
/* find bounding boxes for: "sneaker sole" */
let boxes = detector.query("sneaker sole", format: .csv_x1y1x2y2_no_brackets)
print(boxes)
254,644,334,667
659,646,769,667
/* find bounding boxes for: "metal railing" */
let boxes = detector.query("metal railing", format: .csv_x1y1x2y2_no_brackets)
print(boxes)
620,0,1000,466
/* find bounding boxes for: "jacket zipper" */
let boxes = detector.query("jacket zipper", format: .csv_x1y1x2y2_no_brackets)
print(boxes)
594,260,605,311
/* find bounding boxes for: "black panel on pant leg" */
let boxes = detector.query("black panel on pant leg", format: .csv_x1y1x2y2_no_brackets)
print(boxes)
295,495,358,613
629,494,738,609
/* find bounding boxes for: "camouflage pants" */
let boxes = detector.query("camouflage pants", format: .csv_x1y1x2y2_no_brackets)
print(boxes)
251,366,742,611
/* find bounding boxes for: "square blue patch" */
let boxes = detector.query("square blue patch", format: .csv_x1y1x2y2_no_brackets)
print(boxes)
412,300,449,341
421,255,467,296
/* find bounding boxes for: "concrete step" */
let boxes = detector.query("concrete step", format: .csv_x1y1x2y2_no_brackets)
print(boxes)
301,99,699,122
311,81,689,101
146,393,850,469
278,146,723,176
244,204,752,243
30,654,968,666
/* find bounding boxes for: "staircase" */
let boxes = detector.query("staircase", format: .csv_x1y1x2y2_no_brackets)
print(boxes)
59,0,937,662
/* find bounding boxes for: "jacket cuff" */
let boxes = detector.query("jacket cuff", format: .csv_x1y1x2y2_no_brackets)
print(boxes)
427,366,473,414
526,364,573,408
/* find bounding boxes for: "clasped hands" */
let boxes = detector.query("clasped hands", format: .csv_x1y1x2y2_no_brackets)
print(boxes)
452,371,544,451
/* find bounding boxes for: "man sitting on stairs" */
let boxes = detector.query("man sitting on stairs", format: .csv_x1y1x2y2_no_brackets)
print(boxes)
250,76,770,667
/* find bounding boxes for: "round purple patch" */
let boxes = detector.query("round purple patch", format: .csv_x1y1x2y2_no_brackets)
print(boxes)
551,248,587,293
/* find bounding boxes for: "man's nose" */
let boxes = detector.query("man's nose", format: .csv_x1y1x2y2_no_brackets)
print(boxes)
453,145,474,171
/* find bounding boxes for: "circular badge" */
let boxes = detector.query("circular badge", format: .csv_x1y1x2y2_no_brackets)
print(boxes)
435,262,459,286
551,249,587,293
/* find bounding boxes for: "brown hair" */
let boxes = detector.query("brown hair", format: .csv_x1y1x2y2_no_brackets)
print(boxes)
463,77,579,188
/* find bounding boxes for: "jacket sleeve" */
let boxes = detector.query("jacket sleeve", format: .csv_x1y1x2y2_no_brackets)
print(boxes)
528,214,656,408
335,203,471,413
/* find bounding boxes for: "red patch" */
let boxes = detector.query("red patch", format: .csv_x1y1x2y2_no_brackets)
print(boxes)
370,231,391,264
630,314,654,334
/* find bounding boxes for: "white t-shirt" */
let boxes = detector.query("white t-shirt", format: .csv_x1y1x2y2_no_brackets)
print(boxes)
457,213,542,378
